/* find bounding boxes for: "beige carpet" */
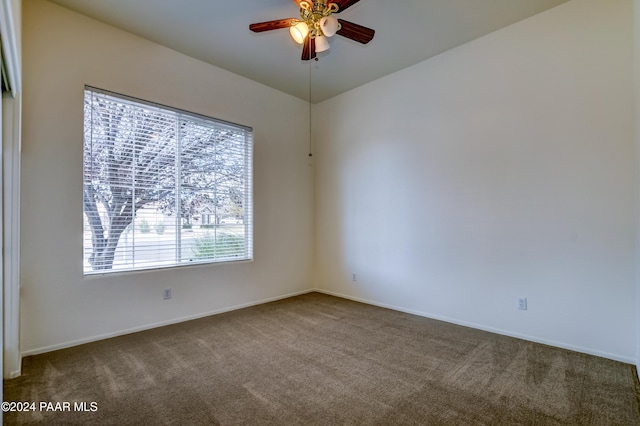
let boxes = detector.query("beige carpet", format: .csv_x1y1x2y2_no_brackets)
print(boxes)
4,292,640,425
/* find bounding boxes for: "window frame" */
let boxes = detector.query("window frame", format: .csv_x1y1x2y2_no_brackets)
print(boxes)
83,86,253,275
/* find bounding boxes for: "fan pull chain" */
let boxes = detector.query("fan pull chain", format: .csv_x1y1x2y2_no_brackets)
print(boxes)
309,61,313,158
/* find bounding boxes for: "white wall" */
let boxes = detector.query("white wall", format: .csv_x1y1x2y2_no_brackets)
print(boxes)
20,0,314,355
314,0,636,362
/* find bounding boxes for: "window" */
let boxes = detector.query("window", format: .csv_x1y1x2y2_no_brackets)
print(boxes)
83,87,253,274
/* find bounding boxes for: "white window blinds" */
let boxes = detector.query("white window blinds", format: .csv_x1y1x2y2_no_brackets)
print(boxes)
83,87,253,274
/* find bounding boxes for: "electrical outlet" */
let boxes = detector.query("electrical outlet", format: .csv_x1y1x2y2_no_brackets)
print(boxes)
352,273,357,282
163,288,172,300
517,297,527,310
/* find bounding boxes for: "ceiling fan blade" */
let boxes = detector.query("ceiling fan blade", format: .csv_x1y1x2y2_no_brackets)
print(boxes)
249,18,297,33
301,35,316,61
336,19,375,44
329,0,360,12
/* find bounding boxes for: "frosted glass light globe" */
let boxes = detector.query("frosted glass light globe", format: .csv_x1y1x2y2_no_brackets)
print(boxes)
290,21,309,44
315,35,330,52
320,16,339,37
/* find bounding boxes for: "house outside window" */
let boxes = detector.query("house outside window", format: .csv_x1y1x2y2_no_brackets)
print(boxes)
201,206,213,225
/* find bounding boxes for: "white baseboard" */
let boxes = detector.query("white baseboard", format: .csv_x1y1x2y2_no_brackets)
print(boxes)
21,289,315,358
20,287,635,366
5,369,21,379
312,288,636,365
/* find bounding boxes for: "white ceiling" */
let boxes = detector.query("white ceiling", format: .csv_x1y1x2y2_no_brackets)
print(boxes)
47,0,569,103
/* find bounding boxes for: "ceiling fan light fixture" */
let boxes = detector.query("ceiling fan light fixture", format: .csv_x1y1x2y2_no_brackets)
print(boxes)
290,21,309,44
315,35,330,52
320,15,339,37
250,0,374,61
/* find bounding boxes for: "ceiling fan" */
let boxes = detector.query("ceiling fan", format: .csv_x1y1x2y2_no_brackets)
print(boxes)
249,0,375,61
